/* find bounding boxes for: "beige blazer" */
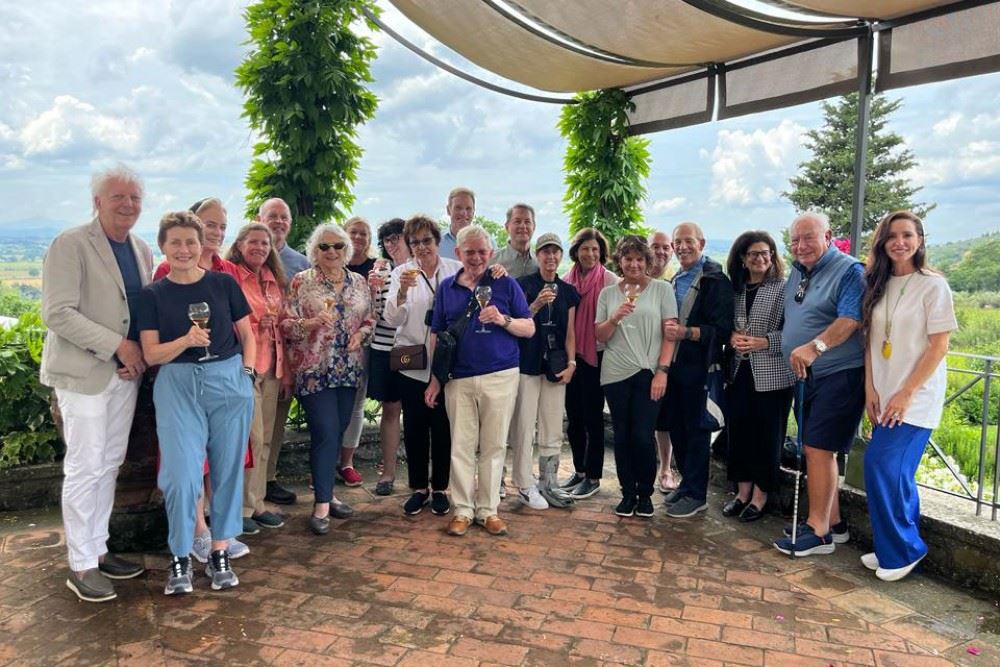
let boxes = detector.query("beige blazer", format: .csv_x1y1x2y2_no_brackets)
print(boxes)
40,217,154,394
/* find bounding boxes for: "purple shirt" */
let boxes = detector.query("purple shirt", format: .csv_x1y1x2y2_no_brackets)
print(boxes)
431,271,531,379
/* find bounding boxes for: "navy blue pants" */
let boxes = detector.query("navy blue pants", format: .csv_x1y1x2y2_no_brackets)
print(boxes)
299,387,356,504
864,423,932,569
604,370,659,500
666,379,712,503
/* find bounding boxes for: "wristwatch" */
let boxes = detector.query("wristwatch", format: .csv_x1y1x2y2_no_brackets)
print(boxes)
243,366,257,381
656,364,670,373
501,314,513,329
812,338,828,355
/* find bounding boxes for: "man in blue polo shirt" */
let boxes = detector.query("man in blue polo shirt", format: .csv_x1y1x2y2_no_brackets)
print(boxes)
775,211,865,557
425,225,535,538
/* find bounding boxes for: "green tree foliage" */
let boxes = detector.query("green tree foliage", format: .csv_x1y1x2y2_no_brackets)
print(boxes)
0,312,59,469
236,0,380,249
475,215,508,248
948,236,1000,293
0,284,39,318
559,89,651,252
785,93,934,242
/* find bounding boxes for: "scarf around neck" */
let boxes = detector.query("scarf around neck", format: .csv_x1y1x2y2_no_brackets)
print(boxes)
564,262,608,367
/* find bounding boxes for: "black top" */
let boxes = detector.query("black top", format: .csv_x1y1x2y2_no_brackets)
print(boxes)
516,272,581,376
108,237,143,341
670,257,734,388
347,258,376,277
137,271,251,364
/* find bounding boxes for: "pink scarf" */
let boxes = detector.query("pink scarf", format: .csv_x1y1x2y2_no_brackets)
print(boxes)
563,263,608,367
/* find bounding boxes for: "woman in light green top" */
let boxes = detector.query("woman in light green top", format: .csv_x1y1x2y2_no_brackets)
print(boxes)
595,235,678,519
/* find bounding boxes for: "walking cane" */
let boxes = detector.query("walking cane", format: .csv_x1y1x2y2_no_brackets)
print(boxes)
788,379,806,559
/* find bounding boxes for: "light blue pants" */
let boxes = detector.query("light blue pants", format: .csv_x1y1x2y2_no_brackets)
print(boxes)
864,423,932,569
154,355,254,558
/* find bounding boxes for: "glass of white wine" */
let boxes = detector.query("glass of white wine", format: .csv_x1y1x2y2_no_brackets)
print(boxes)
734,314,751,360
543,282,558,326
475,285,492,333
188,302,217,361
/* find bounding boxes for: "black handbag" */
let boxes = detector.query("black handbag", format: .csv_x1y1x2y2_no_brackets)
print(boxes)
543,333,569,383
430,285,483,386
390,344,427,371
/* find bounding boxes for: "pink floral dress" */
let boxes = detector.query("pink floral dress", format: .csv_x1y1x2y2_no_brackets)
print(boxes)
282,268,373,396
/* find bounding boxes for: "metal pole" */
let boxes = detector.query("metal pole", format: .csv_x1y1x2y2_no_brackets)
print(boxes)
849,28,874,258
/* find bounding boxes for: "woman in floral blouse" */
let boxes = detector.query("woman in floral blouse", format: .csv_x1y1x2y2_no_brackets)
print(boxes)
282,223,373,536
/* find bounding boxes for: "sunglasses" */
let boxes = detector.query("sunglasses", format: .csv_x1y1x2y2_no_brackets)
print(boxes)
794,276,811,303
409,236,436,247
317,242,346,252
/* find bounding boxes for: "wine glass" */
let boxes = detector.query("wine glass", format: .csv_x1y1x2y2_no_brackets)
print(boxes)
543,282,558,326
262,290,278,341
188,302,217,361
624,283,640,306
734,314,751,360
474,285,492,333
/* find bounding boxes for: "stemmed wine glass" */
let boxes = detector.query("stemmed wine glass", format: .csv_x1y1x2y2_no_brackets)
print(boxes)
543,282,558,326
734,314,751,360
475,285,492,333
188,302,217,361
262,289,278,341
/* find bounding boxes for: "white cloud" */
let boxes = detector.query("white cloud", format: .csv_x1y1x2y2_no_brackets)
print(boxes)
706,119,807,206
652,197,687,212
19,95,141,156
933,112,962,137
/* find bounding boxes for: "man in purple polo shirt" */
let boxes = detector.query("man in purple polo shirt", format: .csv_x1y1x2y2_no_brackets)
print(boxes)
425,225,535,537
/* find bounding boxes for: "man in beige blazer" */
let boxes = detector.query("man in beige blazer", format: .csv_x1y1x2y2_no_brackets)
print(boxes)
41,164,154,603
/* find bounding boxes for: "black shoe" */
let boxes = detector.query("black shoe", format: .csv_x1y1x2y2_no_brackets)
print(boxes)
559,472,585,490
635,496,655,518
615,496,638,517
98,553,144,580
663,489,685,507
309,514,331,535
265,481,297,505
739,503,764,522
430,491,451,516
404,491,430,515
241,517,261,535
251,511,285,529
722,497,746,518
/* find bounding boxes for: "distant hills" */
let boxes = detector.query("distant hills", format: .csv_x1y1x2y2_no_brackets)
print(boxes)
0,218,70,241
928,231,1000,273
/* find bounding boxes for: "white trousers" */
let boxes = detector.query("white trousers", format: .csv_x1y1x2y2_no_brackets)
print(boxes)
509,374,567,488
444,368,519,520
56,375,139,571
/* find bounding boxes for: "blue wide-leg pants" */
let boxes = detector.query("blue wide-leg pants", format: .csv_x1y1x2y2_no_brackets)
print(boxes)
154,356,254,558
863,422,932,569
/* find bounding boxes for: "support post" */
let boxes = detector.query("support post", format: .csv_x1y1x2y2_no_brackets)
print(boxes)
849,28,875,257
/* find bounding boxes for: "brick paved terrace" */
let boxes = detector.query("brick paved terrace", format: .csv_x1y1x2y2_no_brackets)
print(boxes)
2,453,1000,666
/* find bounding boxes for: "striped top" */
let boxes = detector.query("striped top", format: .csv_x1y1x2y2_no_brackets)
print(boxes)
370,268,398,352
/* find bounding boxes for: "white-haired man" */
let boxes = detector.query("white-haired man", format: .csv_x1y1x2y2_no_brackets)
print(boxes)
41,164,153,602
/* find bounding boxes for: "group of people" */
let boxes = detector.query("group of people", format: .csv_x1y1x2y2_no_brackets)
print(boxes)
40,163,956,603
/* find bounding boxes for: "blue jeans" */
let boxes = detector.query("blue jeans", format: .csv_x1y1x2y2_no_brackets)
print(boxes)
604,370,659,499
154,355,254,557
299,387,356,504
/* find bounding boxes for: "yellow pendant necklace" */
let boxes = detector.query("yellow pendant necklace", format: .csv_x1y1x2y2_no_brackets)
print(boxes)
881,272,917,359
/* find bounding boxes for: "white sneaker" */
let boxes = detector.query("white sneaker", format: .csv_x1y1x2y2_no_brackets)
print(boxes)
191,531,211,564
518,486,549,510
499,479,507,499
876,554,925,582
861,552,879,571
228,538,250,560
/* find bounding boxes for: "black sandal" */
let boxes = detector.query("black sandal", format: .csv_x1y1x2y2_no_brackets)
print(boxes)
739,503,764,522
722,497,746,517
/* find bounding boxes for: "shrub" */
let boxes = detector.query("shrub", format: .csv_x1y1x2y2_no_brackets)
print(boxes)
0,312,60,469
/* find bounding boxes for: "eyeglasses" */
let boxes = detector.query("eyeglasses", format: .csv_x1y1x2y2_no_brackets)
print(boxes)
409,236,436,247
317,242,346,252
382,233,402,244
746,250,771,260
794,276,811,303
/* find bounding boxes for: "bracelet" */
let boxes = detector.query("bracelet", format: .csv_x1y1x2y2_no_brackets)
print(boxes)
682,327,693,341
568,360,577,367
243,366,257,381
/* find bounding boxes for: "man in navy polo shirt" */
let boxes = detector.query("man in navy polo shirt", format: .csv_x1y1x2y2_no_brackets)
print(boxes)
425,226,535,538
774,211,865,557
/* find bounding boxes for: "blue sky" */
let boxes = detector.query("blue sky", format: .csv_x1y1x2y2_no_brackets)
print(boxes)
1,1,998,247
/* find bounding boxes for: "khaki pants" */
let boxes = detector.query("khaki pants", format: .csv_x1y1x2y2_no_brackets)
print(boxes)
244,370,281,516
267,395,292,482
509,374,566,489
444,367,519,521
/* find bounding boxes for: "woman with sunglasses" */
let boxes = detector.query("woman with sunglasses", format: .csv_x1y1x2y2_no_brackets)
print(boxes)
722,231,794,523
281,224,373,535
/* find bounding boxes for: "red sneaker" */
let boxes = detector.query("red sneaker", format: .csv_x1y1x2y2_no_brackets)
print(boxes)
338,466,363,487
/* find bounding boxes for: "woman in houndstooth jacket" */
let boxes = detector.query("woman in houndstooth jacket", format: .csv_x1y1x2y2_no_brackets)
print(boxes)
722,231,796,522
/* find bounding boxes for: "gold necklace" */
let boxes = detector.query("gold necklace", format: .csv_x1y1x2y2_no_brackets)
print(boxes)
881,272,917,359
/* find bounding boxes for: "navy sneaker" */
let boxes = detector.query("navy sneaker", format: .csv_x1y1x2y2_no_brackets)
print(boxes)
783,520,849,544
774,524,835,557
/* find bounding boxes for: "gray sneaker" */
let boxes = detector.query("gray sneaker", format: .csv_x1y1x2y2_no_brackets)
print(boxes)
227,538,250,559
164,556,194,596
570,478,601,499
666,496,708,518
98,553,144,580
191,531,211,564
663,489,685,507
66,568,116,603
206,550,239,591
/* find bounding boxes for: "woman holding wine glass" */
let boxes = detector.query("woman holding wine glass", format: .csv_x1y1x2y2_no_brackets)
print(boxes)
561,229,619,499
595,235,678,518
225,222,293,532
138,211,256,595
722,231,794,522
424,225,534,537
281,223,374,536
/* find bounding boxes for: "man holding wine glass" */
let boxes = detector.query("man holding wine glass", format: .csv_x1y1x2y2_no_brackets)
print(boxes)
138,211,257,595
424,226,534,537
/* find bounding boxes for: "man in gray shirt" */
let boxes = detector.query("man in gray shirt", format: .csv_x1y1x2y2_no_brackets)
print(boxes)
491,203,539,279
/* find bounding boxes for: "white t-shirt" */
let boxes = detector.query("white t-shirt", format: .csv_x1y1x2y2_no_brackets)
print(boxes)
596,279,678,386
868,271,957,429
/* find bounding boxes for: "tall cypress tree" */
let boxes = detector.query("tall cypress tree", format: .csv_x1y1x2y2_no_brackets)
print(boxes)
784,93,934,242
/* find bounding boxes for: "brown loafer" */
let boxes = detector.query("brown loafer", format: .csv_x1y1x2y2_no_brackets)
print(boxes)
447,516,472,537
477,515,508,536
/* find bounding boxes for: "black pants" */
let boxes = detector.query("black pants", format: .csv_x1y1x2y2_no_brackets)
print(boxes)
665,379,712,503
726,364,793,493
603,370,659,499
564,353,605,479
398,374,451,491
